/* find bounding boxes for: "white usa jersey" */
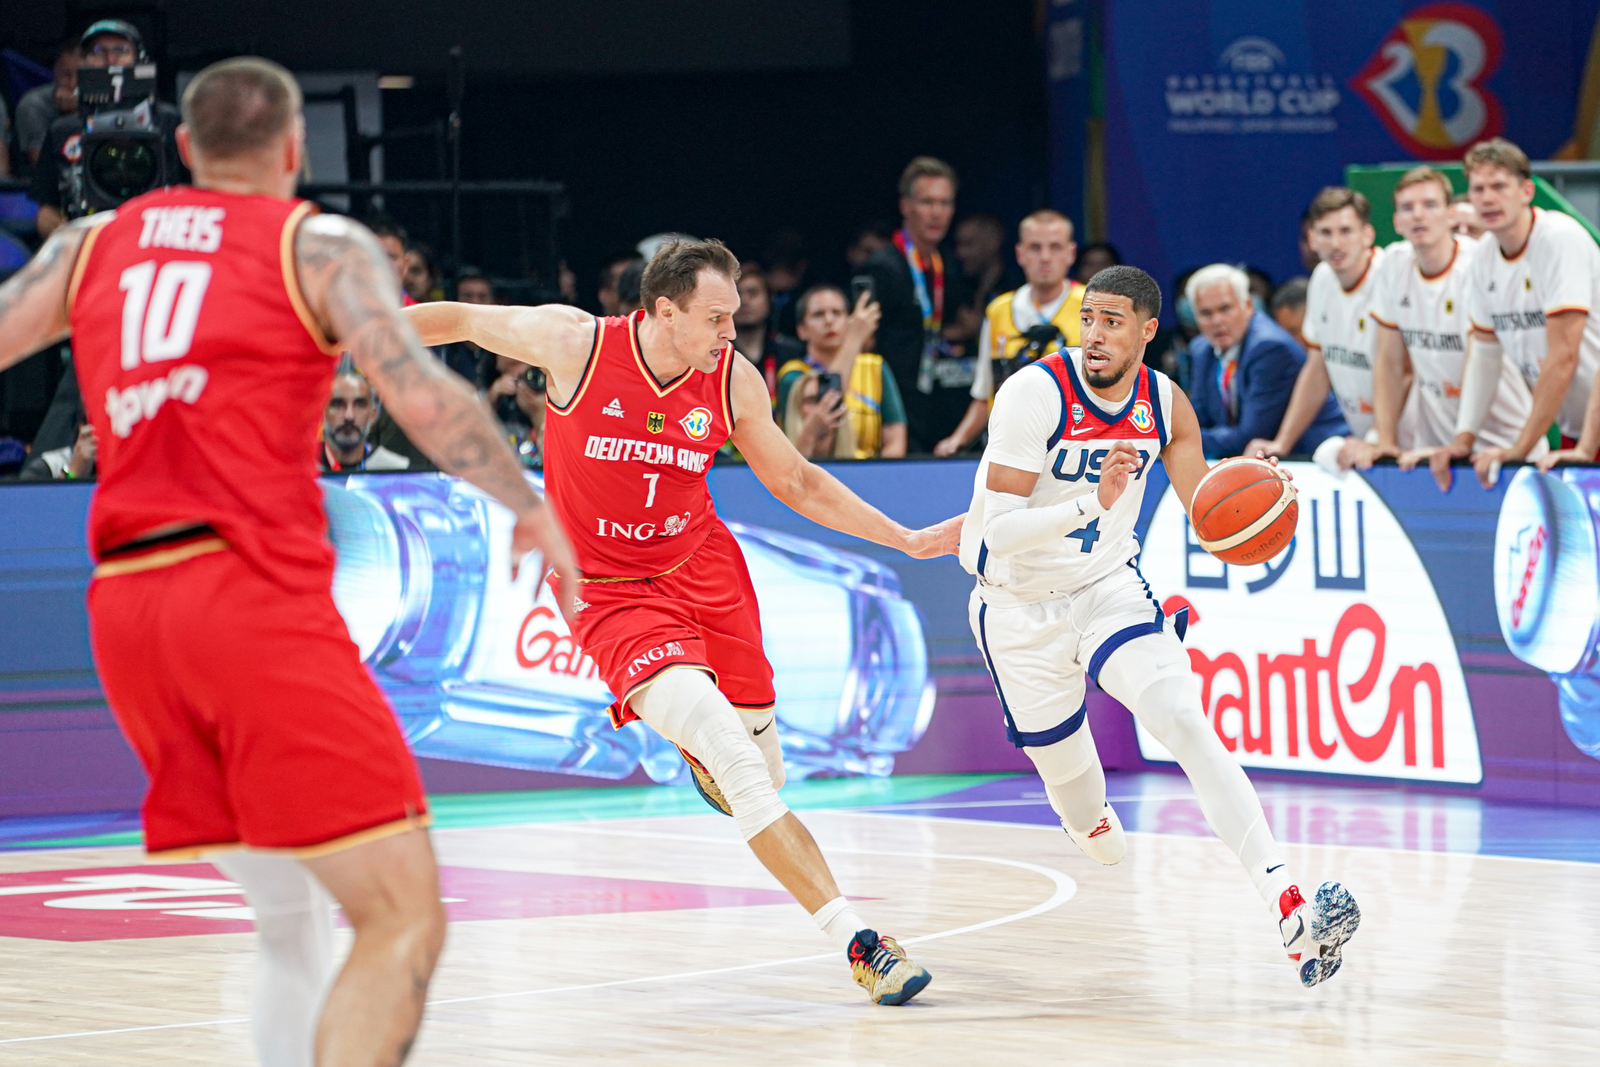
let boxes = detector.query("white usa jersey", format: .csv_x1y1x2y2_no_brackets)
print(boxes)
1302,246,1385,439
958,348,1173,605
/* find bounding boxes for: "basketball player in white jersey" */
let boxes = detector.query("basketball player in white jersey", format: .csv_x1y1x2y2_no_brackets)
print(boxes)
961,266,1359,988
1348,165,1538,471
1432,138,1600,486
1247,187,1385,468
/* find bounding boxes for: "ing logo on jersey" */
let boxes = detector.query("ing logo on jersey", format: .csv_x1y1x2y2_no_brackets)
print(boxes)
679,406,713,441
1128,400,1154,433
1352,3,1504,161
1070,402,1085,425
646,412,666,434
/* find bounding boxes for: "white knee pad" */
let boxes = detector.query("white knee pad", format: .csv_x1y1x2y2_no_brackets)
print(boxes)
634,668,790,841
212,851,336,1067
737,707,786,790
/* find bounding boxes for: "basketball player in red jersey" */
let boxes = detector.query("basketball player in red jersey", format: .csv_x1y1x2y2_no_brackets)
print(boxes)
408,241,959,1004
0,58,576,1067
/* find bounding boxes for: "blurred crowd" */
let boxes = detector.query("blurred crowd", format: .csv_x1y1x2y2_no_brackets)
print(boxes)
3,27,1598,489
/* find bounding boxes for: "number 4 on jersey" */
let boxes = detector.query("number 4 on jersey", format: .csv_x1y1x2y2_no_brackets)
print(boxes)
118,260,212,370
1067,518,1101,554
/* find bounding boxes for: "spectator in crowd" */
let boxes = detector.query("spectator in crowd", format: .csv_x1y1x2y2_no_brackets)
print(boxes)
596,251,643,315
1245,266,1273,309
1355,165,1536,474
421,267,497,385
1449,193,1485,239
953,213,1022,337
734,262,804,399
1442,138,1600,484
1148,267,1201,385
846,220,893,270
319,364,410,472
1247,186,1381,464
402,242,443,303
367,218,414,299
1297,209,1320,273
32,21,185,237
1187,263,1345,459
1270,277,1309,347
763,228,810,337
1071,241,1120,285
487,356,546,466
860,155,973,452
779,284,904,459
457,268,496,306
20,418,94,480
15,357,83,480
14,39,79,165
614,260,644,314
935,209,1083,456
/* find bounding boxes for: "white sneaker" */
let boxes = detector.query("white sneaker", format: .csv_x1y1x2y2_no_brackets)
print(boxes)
1065,802,1126,865
1278,881,1360,987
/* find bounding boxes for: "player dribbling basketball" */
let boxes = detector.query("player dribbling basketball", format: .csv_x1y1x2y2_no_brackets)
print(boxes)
959,265,1360,987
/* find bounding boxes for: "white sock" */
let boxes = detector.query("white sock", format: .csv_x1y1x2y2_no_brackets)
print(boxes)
812,895,867,952
211,851,336,1067
1098,646,1297,911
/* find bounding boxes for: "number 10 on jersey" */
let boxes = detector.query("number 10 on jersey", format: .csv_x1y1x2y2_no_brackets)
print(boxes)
118,260,212,370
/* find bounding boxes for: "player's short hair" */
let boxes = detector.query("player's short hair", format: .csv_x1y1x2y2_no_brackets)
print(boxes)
1185,263,1250,309
1083,265,1162,320
1306,186,1371,226
898,156,958,199
1394,165,1454,205
1463,137,1532,181
797,283,847,322
181,56,301,160
640,238,739,314
1018,209,1074,242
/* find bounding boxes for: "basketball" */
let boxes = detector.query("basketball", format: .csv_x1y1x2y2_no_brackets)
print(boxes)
1190,457,1299,565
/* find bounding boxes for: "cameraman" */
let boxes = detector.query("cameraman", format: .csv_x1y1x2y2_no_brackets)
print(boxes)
31,20,184,237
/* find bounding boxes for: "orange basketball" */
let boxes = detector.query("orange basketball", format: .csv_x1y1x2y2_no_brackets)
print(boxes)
1190,457,1298,565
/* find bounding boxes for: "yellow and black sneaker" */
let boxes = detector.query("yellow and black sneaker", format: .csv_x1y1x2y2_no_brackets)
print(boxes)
675,744,732,816
848,929,931,1005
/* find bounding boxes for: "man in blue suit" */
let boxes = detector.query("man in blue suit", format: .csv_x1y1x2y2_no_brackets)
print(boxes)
1184,264,1347,458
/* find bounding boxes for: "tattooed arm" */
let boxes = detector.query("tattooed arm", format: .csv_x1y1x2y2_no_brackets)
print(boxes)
0,221,91,372
295,213,578,615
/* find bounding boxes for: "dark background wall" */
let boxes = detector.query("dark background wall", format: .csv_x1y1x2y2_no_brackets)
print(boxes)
2,0,1050,303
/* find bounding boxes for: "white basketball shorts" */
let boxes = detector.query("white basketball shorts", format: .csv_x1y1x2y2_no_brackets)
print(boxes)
968,559,1187,747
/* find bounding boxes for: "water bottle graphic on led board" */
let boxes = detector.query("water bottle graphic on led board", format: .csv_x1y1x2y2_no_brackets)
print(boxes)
321,473,933,782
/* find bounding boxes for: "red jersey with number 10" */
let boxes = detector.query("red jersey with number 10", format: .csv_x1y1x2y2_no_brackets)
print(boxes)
68,187,343,592
542,309,734,579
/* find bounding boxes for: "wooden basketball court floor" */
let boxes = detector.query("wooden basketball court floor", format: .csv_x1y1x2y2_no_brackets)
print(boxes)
0,771,1597,1066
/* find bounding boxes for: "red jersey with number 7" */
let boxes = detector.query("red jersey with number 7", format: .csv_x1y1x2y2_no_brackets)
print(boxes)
68,187,344,593
542,309,734,579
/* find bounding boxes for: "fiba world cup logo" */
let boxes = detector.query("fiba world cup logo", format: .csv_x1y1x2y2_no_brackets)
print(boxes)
679,407,713,440
1128,400,1154,433
1352,3,1505,160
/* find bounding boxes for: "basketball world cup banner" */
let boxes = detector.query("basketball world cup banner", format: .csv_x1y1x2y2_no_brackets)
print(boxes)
1077,0,1600,292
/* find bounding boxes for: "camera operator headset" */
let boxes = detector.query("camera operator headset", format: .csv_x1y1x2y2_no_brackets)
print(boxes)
30,19,188,237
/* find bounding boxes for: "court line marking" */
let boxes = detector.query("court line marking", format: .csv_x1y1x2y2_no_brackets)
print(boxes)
0,828,1075,1046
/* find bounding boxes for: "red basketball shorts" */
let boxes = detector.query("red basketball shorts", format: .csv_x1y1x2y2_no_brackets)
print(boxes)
567,521,776,725
87,545,429,859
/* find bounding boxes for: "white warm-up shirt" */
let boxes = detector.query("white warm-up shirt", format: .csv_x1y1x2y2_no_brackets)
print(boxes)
1369,235,1533,450
1467,207,1600,440
1302,246,1385,438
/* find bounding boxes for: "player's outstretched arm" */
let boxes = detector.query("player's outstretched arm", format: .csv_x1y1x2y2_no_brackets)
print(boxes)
727,356,959,558
296,214,578,615
0,220,93,372
403,300,595,404
1162,387,1218,517
1246,348,1331,457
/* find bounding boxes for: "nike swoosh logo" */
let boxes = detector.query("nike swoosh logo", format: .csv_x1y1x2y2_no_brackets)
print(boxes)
1266,863,1285,874
753,719,773,736
1069,425,1095,436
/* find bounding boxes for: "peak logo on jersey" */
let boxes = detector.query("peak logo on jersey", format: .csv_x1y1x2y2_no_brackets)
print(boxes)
1128,400,1154,433
1352,3,1505,161
680,407,713,441
1071,402,1085,425
602,398,625,418
646,412,665,434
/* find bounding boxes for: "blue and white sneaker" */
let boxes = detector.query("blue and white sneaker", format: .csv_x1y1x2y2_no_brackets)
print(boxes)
848,929,931,1005
1278,881,1360,987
